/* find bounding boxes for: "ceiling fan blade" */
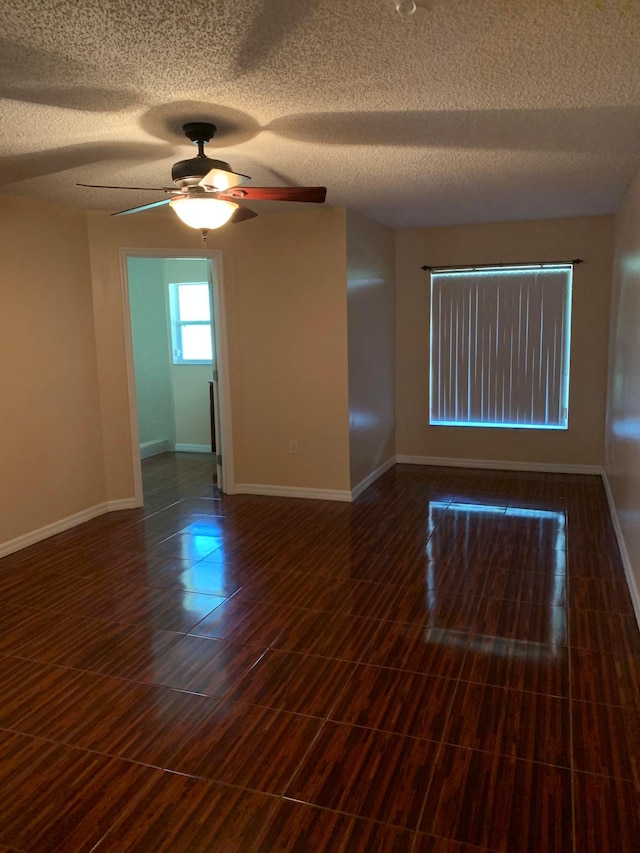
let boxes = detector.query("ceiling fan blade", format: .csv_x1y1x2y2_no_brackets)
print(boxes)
77,182,173,191
198,167,251,191
219,186,327,203
112,199,172,217
230,205,258,224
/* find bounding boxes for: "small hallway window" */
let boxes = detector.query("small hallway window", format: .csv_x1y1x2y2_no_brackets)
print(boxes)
169,282,213,364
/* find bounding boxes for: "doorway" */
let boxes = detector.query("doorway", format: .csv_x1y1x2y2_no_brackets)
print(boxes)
121,248,234,504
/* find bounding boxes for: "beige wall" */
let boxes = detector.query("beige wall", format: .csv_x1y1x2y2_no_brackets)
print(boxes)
86,205,351,499
346,209,395,489
395,216,614,467
0,195,106,545
230,208,350,492
605,165,640,609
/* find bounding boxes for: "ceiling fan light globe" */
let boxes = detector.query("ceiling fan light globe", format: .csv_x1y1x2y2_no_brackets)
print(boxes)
169,197,238,229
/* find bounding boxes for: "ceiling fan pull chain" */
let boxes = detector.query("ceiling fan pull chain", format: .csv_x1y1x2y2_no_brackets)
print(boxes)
201,229,208,248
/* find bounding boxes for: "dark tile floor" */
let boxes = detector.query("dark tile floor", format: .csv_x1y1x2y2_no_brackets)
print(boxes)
0,453,639,851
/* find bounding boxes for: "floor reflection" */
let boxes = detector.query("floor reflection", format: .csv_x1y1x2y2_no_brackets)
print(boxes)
424,500,567,650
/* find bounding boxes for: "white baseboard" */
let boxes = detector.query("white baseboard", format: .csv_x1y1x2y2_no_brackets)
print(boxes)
140,440,169,459
233,455,603,505
395,454,603,476
601,472,640,634
107,498,141,512
351,456,396,500
174,444,213,454
0,498,142,559
233,483,352,502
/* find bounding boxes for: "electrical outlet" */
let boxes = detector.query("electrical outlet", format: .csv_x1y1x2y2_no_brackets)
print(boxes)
289,440,298,455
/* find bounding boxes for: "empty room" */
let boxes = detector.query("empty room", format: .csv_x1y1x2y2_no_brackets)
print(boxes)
1,1,639,850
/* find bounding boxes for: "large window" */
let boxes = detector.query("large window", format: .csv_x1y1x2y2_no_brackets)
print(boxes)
169,282,213,364
429,263,573,430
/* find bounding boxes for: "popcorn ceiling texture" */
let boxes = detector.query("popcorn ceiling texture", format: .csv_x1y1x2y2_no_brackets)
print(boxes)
1,0,639,227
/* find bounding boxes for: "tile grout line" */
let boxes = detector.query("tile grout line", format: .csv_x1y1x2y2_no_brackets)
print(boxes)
410,618,471,849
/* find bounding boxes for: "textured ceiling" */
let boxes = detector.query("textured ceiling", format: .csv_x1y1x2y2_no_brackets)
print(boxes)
1,0,640,228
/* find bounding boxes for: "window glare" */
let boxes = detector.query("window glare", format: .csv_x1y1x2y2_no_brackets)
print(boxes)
181,325,213,361
178,284,210,321
170,281,213,364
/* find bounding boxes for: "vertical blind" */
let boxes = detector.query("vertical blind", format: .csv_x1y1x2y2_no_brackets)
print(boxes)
429,264,573,429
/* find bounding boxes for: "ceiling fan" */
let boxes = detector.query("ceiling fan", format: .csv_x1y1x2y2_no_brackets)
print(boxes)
78,121,327,232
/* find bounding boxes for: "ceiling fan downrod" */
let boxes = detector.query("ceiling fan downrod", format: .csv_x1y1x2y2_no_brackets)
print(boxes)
182,122,217,158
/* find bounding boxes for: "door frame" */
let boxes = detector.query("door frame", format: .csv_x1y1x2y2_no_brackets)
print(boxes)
119,247,235,504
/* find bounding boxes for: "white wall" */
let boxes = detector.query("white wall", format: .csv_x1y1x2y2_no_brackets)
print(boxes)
171,364,213,449
163,258,213,450
127,256,214,456
604,163,640,620
127,257,174,452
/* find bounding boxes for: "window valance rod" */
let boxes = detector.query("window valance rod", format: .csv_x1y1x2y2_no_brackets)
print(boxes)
420,259,583,272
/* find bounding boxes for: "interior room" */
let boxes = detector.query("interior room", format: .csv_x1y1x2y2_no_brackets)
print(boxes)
1,1,640,850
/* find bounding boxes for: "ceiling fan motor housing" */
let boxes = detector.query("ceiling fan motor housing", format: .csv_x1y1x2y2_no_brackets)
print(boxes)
172,121,232,187
171,156,233,187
